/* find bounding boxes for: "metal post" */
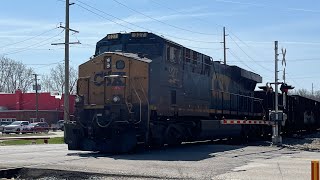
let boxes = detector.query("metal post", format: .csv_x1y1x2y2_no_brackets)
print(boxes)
64,0,70,123
272,41,282,145
33,74,39,122
223,27,227,65
283,69,286,109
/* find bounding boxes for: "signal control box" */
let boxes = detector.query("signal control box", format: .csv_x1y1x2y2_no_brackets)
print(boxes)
269,110,287,126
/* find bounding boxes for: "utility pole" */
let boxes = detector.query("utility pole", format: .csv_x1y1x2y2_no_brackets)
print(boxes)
64,0,70,124
33,74,39,122
223,27,227,65
312,83,314,95
272,41,282,146
51,0,79,124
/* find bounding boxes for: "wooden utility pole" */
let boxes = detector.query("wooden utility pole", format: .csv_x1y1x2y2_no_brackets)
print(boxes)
33,74,39,122
64,0,70,123
52,0,79,124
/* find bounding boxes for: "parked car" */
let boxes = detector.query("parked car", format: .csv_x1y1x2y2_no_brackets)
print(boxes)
0,122,12,132
57,120,64,131
23,122,50,133
3,121,29,134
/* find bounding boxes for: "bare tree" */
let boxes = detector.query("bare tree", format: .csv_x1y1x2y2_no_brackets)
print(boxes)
0,56,34,93
293,89,310,97
312,90,320,101
291,88,320,101
41,63,78,95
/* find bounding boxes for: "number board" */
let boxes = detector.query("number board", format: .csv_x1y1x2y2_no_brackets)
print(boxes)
131,32,148,38
107,33,120,40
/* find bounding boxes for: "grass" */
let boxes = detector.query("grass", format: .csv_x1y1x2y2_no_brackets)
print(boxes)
0,137,65,146
0,132,55,137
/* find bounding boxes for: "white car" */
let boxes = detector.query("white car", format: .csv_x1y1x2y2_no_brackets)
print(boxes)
3,121,29,134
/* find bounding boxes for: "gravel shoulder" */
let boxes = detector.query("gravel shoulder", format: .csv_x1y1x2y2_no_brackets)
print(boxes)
282,131,320,152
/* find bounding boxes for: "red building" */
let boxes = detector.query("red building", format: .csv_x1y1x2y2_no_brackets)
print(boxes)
0,89,75,125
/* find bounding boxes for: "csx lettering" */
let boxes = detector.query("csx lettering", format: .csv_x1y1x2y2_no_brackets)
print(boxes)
93,71,126,86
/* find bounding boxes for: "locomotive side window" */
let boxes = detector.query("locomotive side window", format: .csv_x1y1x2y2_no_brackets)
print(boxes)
174,49,181,63
166,45,182,64
204,56,211,76
166,47,170,61
185,48,191,63
171,90,177,104
116,60,125,69
192,51,198,65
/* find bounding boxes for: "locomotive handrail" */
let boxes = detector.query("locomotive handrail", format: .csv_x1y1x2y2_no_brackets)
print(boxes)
211,89,263,101
137,78,150,142
132,78,142,124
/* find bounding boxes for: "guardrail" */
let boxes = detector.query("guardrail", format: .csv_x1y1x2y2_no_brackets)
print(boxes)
0,137,51,144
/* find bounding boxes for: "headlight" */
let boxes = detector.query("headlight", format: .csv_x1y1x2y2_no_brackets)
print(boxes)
75,96,81,103
116,60,125,69
113,96,120,103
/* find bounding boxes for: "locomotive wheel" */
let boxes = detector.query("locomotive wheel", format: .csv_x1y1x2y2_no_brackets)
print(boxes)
150,137,165,149
240,125,249,143
165,124,184,146
149,122,166,149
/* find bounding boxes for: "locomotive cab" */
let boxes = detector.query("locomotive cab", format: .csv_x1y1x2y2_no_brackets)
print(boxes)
65,52,151,152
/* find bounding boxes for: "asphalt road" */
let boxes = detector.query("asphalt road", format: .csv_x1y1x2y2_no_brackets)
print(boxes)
1,142,319,179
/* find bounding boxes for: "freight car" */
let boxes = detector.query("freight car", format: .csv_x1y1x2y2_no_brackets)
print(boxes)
255,90,320,134
65,32,266,152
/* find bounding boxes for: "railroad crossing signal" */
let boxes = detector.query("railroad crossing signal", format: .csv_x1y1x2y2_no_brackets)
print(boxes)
281,48,286,67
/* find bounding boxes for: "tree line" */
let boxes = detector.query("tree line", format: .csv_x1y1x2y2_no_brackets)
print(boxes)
1,56,319,101
0,56,77,95
291,89,320,101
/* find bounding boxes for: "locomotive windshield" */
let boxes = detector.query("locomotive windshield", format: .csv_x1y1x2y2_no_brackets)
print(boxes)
98,44,123,54
95,33,164,59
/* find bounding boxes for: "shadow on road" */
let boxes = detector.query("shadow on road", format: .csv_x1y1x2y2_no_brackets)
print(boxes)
67,142,246,161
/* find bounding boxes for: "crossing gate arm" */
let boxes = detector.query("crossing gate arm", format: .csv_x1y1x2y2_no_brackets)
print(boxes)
220,119,275,126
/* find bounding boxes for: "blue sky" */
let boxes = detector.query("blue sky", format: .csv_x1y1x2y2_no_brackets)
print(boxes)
0,0,320,91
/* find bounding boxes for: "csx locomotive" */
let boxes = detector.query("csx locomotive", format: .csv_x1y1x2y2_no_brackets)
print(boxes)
65,32,320,152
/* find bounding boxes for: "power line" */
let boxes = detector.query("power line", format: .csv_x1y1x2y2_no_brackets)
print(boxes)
0,47,64,51
149,0,222,30
228,48,256,73
25,61,64,66
112,0,218,36
287,76,320,80
228,35,274,72
0,27,59,49
75,3,135,31
214,0,320,13
32,61,64,70
1,30,65,56
229,58,320,63
149,1,320,48
75,1,221,44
